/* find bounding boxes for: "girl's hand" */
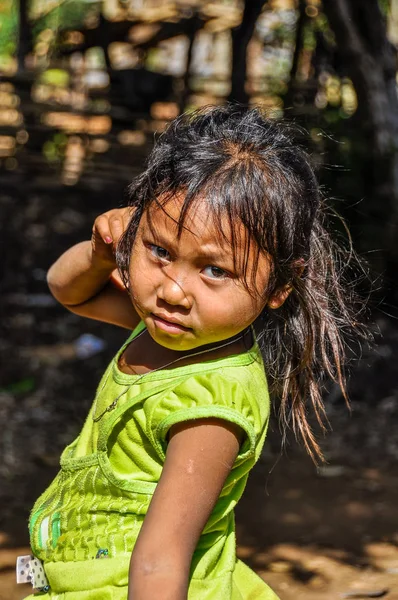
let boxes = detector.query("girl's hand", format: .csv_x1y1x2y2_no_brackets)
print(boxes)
91,207,133,269
47,206,140,330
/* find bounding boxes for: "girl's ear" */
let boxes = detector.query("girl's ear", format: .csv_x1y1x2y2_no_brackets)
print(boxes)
267,284,293,309
267,259,305,309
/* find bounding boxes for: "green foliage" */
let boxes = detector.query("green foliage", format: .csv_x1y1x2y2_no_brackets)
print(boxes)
0,0,18,57
2,378,36,394
378,0,390,16
43,139,59,162
32,0,99,44
303,22,316,50
0,0,99,59
314,11,335,46
39,69,70,87
43,132,67,164
270,22,296,47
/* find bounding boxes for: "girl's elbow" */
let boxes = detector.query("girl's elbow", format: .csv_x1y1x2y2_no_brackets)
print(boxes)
130,551,187,577
46,270,77,309
129,553,189,599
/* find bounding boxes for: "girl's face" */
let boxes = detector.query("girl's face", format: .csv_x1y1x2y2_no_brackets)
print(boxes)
129,195,284,351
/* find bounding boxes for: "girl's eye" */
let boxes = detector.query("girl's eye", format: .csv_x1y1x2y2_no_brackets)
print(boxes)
149,245,170,261
203,265,229,280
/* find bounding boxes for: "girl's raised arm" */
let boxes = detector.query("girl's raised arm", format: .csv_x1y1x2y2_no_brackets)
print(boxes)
47,208,140,330
128,418,243,600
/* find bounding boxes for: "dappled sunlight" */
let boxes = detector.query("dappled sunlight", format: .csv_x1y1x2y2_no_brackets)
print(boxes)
150,101,179,120
0,56,17,75
89,138,110,153
42,112,112,135
0,0,363,184
238,541,396,599
108,42,141,70
0,135,16,157
117,129,146,146
62,135,85,185
0,109,23,127
0,85,23,128
234,453,398,599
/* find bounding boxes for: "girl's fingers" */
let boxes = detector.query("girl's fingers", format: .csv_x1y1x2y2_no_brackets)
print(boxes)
108,216,125,245
108,208,133,244
94,215,113,244
94,208,133,246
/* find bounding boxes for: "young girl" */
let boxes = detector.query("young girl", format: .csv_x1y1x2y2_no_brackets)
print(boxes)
23,105,362,600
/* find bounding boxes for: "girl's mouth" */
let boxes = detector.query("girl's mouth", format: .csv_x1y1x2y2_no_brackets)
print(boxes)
151,313,192,334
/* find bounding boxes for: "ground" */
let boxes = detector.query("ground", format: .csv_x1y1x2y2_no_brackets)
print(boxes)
0,177,397,600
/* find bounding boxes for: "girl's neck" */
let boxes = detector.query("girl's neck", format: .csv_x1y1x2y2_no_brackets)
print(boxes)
118,327,254,376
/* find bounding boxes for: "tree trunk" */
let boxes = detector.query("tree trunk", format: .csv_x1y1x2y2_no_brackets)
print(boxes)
323,0,398,299
179,14,202,113
98,14,112,70
284,0,307,111
17,0,32,72
228,0,267,104
324,0,398,154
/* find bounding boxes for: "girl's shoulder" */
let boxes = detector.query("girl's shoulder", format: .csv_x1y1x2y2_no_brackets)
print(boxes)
142,350,270,460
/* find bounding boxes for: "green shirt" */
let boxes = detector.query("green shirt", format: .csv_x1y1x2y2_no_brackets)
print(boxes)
26,322,279,599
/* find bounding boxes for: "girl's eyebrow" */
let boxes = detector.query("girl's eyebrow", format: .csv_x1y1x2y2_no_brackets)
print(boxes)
145,229,233,261
194,244,232,261
144,228,174,249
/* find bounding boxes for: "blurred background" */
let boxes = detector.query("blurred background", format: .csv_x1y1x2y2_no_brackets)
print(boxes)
1,0,398,598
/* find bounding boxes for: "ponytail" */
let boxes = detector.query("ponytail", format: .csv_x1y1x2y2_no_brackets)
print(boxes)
258,206,370,461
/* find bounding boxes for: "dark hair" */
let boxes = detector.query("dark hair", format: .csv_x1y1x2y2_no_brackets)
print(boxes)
117,104,368,461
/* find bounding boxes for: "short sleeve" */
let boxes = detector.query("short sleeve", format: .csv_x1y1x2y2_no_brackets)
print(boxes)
144,372,258,462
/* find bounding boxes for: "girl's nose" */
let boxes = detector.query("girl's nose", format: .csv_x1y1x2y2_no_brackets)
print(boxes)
157,271,192,309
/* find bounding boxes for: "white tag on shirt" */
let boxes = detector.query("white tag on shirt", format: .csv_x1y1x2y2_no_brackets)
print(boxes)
16,554,49,589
